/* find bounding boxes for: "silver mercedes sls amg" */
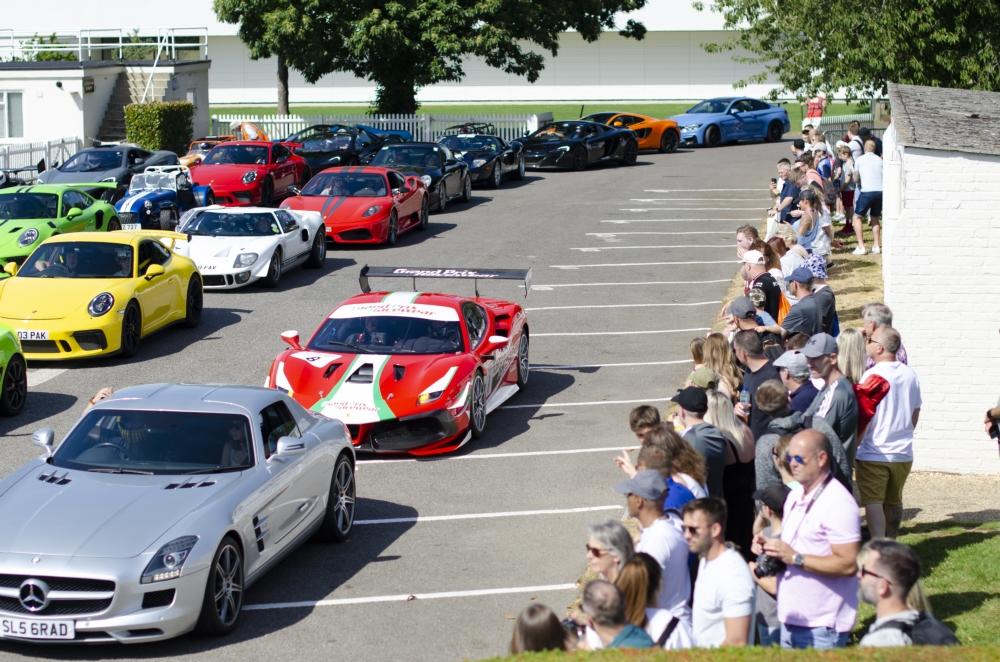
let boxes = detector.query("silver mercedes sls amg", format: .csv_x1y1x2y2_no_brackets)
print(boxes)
0,383,356,644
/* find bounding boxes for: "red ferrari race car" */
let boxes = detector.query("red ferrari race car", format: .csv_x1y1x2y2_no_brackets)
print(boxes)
280,166,429,245
189,140,309,206
266,266,532,455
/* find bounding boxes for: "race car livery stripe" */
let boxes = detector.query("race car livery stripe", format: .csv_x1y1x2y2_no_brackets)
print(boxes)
309,355,395,423
331,302,459,321
382,291,420,305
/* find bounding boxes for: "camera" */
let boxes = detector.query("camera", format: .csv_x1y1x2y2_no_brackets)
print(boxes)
561,617,583,639
754,552,787,578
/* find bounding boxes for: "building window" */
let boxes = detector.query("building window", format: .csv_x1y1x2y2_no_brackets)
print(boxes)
0,92,24,138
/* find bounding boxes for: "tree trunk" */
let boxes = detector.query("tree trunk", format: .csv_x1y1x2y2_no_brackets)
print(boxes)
373,76,418,114
277,54,289,115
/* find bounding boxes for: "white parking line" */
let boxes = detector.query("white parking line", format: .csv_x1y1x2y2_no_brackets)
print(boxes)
500,397,670,410
533,327,708,337
356,445,635,465
244,583,577,611
570,244,731,252
551,260,736,269
601,218,758,224
27,369,67,388
356,505,621,526
644,188,763,192
536,360,689,369
630,198,768,202
529,278,731,289
587,231,733,236
622,207,764,212
526,301,718,311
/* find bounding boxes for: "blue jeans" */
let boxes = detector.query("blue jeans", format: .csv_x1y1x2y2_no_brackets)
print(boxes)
780,623,850,649
757,622,781,647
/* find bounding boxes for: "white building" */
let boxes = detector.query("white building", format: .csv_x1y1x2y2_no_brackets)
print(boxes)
882,82,1000,474
2,0,776,113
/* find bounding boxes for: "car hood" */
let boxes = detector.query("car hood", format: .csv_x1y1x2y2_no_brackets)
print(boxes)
454,151,496,166
379,164,440,180
190,164,263,187
520,137,576,150
670,112,723,126
117,188,174,212
0,277,129,320
0,217,55,246
0,464,240,558
39,168,124,185
281,196,385,224
274,350,467,424
174,234,278,264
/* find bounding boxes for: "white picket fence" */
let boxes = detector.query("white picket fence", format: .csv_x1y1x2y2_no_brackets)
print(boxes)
210,113,553,142
0,137,82,181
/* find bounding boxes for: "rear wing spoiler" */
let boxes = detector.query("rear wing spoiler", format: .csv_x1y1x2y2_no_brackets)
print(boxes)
359,265,532,298
130,230,189,251
62,182,126,204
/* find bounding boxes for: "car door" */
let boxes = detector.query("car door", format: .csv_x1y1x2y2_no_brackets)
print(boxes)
749,99,775,138
270,144,295,194
275,209,311,262
734,99,764,138
134,239,180,330
387,170,417,229
59,190,93,232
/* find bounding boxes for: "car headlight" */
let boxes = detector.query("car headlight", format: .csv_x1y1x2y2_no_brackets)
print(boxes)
234,252,258,267
420,175,432,187
362,205,382,217
144,200,154,210
17,228,38,247
141,535,199,584
683,124,701,132
418,389,445,405
100,176,116,183
472,159,487,168
243,171,257,184
418,367,457,405
87,292,115,317
557,145,571,152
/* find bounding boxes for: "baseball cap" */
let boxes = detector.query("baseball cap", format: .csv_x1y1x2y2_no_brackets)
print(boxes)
689,366,719,390
742,249,765,265
801,332,839,358
728,296,756,319
671,386,708,414
772,350,810,378
614,470,668,501
787,266,814,284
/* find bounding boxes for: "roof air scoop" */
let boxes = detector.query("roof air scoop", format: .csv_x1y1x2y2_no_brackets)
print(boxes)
347,363,374,384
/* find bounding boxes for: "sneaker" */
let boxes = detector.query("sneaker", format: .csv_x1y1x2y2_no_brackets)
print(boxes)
852,247,867,256
871,246,881,254
833,212,845,222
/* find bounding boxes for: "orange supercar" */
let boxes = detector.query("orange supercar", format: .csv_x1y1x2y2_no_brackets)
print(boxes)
581,112,680,153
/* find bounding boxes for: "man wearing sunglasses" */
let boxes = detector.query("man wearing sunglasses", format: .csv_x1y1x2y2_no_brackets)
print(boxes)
754,429,860,649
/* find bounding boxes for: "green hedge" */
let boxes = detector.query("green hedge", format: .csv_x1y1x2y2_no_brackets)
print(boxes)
124,101,193,156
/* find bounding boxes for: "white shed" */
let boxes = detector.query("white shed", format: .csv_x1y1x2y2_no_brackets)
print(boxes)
882,82,1000,474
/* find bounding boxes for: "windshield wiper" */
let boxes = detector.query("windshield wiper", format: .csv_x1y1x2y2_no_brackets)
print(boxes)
87,467,154,475
317,341,372,354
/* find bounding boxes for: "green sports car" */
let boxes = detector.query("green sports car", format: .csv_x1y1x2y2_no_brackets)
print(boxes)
0,184,121,271
0,324,27,416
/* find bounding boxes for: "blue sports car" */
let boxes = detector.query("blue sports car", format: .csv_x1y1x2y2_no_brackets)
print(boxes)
115,165,214,230
672,97,790,147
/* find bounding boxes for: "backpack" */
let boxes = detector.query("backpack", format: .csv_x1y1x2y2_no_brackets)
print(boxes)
876,612,960,646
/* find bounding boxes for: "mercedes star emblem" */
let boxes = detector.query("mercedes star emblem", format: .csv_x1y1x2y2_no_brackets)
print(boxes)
19,578,51,613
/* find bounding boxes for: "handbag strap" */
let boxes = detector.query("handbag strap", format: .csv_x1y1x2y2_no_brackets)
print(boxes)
656,615,680,647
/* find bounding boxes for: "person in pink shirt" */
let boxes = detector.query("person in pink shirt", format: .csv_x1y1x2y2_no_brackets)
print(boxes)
754,429,861,649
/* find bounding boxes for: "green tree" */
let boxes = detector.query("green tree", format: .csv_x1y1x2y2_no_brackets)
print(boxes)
213,0,647,113
696,0,1000,100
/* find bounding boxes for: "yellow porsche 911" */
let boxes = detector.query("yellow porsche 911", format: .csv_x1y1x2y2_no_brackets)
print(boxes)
0,231,202,361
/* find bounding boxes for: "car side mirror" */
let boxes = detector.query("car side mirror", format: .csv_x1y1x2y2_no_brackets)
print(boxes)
445,158,457,166
274,435,305,457
144,263,165,279
288,185,301,196
4,262,17,277
32,428,55,457
281,330,302,350
67,207,83,219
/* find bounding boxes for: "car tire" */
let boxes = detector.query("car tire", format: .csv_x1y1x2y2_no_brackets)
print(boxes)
416,195,429,230
107,216,122,232
704,125,721,147
183,276,203,328
160,208,178,231
460,175,472,203
386,210,398,246
571,146,587,171
490,163,502,188
469,372,487,439
261,250,282,288
436,184,447,213
316,453,356,543
0,353,27,417
119,301,142,358
622,140,638,165
766,120,784,142
260,178,274,206
515,332,530,390
305,231,326,268
514,157,526,180
195,536,244,636
659,130,679,154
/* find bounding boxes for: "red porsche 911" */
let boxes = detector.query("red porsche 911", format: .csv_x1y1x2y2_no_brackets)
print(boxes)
266,266,531,455
280,167,429,245
189,141,309,206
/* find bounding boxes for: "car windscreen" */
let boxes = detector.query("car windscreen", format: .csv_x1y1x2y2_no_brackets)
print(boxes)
288,125,351,142
300,172,388,197
180,210,279,236
59,150,123,172
0,193,59,219
50,409,255,475
309,315,463,354
582,113,617,124
438,136,499,154
299,134,354,152
202,145,268,165
129,172,176,192
18,242,133,278
529,123,590,141
370,146,440,168
686,99,730,114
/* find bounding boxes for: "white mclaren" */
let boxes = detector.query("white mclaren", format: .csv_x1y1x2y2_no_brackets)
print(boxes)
174,206,326,289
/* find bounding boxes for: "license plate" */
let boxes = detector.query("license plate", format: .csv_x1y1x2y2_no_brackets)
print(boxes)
122,223,142,230
0,616,75,640
16,329,48,341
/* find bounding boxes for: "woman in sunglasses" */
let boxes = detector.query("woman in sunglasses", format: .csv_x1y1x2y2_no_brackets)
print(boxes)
585,520,634,583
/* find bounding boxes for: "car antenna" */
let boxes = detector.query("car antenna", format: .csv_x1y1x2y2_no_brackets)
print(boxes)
579,105,584,119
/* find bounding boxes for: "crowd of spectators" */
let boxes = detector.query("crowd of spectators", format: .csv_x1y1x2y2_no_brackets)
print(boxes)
506,118,962,654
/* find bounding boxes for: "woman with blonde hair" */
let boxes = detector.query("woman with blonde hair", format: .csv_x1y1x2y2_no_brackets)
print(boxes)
704,389,756,558
837,328,866,384
701,333,741,399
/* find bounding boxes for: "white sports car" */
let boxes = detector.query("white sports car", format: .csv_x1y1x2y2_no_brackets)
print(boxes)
174,206,326,289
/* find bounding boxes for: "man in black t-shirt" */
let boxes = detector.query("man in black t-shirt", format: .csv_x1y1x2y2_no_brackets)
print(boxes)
732,330,781,440
742,249,782,323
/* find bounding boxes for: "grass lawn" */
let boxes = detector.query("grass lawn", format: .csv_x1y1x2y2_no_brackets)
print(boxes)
210,101,871,127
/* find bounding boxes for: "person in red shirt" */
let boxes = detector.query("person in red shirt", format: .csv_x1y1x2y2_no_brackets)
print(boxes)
804,92,827,129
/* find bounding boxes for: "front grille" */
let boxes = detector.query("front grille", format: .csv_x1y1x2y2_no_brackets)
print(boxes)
203,275,230,287
369,415,452,451
119,212,136,224
0,596,113,616
338,229,372,241
141,589,175,610
0,575,114,592
73,330,107,351
20,340,60,354
0,574,115,617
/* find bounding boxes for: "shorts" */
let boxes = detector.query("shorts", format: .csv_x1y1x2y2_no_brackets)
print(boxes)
840,189,855,209
854,191,883,220
855,459,912,506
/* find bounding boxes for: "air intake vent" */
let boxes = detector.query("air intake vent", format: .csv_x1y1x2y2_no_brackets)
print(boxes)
347,363,374,383
393,364,405,380
37,471,72,486
164,480,216,490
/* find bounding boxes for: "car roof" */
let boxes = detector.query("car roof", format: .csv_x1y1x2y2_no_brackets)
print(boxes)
194,205,277,214
0,184,67,195
315,166,392,176
93,383,283,415
340,291,466,310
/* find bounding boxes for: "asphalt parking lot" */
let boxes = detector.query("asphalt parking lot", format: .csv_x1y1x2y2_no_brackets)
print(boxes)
0,139,781,661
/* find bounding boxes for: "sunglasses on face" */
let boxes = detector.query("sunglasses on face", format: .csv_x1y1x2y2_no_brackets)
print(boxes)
683,525,705,536
586,544,607,558
785,452,810,465
859,565,892,584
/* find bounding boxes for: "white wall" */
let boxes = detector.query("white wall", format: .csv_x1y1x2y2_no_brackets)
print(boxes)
82,68,119,143
883,126,1000,474
209,31,777,105
0,69,87,143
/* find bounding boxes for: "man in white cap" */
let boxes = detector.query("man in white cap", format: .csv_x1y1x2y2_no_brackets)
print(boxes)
742,249,782,323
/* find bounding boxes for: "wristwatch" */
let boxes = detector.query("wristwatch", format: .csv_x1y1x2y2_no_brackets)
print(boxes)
792,553,805,567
